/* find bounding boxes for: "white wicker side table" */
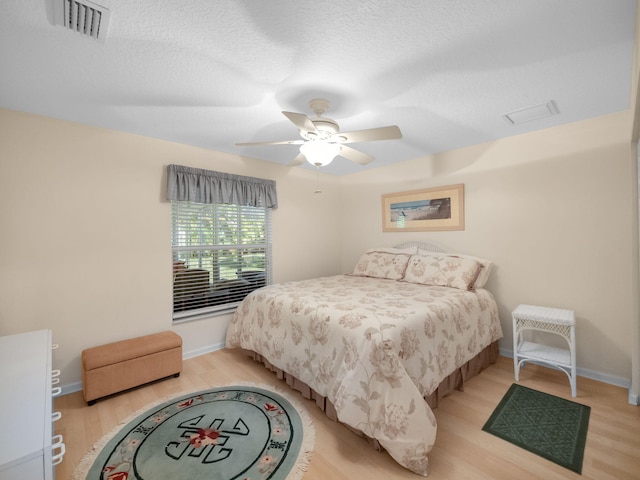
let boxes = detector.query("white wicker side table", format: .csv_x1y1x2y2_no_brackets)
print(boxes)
512,304,577,397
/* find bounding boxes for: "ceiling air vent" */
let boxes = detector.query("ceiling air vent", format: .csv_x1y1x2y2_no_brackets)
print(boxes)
52,0,111,42
501,101,559,126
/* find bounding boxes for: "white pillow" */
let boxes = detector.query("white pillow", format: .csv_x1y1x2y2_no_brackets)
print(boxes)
418,249,494,288
403,253,482,291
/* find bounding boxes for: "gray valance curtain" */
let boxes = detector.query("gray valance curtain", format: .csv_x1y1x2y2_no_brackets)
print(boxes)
166,164,278,208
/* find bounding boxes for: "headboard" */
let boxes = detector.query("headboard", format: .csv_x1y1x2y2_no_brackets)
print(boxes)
394,241,449,253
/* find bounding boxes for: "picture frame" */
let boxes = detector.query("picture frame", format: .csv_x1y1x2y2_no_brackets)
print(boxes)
381,183,465,232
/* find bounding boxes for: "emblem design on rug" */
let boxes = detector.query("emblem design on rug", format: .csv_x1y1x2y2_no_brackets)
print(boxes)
91,388,298,480
165,415,252,462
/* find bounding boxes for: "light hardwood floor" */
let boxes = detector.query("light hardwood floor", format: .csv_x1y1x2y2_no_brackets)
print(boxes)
54,350,640,480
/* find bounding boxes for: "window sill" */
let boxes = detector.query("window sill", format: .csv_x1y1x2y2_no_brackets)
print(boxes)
172,304,239,324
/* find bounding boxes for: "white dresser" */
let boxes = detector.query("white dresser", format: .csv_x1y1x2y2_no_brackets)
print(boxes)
0,330,65,479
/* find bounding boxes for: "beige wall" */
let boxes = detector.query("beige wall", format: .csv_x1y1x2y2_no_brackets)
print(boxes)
1,106,637,391
339,111,637,383
0,108,342,387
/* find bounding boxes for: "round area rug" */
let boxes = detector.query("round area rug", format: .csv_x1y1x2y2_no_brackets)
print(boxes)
73,384,315,480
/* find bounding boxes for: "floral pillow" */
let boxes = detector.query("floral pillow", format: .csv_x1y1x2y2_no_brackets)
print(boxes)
351,252,411,280
418,249,494,288
402,253,482,290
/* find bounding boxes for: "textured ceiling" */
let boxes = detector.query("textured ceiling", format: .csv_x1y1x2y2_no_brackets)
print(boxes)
0,0,637,175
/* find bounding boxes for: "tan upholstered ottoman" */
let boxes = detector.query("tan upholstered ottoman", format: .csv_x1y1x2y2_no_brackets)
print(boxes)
82,331,182,405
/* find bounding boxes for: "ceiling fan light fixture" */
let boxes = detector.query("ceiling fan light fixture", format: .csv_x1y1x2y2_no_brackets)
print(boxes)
300,142,341,166
238,98,400,169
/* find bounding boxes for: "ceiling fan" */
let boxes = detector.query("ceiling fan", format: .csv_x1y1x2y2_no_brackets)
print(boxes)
236,98,402,167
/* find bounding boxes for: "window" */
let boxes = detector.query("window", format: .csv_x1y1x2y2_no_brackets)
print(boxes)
166,164,277,321
171,201,272,321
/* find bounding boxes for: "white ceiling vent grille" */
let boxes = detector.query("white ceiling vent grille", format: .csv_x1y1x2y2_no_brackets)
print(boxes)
501,101,560,126
52,0,110,42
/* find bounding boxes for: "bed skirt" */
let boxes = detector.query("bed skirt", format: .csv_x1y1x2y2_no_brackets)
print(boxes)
241,340,500,450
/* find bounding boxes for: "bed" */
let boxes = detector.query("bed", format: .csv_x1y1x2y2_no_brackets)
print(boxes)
225,242,503,476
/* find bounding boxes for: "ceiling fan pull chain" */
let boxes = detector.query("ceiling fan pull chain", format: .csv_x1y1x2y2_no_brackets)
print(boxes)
315,165,322,194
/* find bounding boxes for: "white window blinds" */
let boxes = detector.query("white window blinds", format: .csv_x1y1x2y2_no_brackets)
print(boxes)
171,201,272,321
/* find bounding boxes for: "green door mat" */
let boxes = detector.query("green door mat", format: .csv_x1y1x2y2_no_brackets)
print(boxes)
482,383,590,474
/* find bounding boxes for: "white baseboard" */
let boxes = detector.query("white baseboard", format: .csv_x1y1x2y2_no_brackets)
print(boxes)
59,343,227,396
182,342,225,360
61,381,83,395
500,347,636,404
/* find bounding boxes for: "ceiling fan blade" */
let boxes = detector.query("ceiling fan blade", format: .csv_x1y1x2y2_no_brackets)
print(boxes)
338,145,374,165
333,125,402,143
236,139,304,147
289,153,306,166
282,111,318,134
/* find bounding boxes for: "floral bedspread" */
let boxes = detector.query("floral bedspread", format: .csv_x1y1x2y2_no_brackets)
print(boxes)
225,275,502,476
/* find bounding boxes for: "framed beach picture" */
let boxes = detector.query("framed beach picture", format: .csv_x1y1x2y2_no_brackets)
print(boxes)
381,184,465,232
